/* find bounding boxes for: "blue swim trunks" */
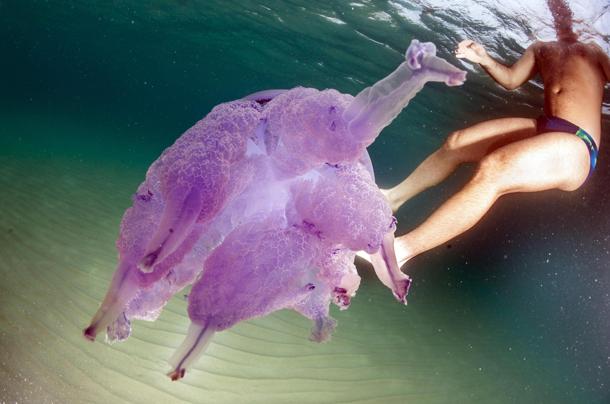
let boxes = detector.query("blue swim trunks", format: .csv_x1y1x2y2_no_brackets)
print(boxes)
536,115,598,178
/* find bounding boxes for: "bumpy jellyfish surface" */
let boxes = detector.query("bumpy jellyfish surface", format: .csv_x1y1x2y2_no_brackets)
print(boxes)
84,39,466,379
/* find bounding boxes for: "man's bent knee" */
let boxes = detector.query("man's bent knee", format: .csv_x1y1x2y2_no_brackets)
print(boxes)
440,130,470,163
472,154,507,186
444,130,464,152
443,129,488,163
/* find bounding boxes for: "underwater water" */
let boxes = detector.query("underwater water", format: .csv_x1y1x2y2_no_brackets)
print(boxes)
1,0,609,403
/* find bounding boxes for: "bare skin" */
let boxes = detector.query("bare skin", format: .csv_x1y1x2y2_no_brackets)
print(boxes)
382,35,610,266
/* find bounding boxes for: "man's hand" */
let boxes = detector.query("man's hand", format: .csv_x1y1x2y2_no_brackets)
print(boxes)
455,40,489,65
455,40,537,90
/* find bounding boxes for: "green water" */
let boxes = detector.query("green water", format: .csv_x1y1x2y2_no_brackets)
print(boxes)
1,1,609,403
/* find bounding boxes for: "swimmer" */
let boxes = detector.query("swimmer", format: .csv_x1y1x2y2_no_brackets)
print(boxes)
382,0,610,267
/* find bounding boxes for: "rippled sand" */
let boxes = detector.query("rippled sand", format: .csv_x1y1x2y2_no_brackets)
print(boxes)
0,153,570,403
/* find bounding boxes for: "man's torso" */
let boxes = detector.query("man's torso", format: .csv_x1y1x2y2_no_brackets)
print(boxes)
534,41,605,143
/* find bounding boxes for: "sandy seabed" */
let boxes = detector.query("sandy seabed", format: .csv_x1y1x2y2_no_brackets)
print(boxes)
0,153,566,404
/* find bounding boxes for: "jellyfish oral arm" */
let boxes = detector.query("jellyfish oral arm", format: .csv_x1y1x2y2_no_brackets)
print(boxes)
370,231,412,304
167,322,217,380
138,188,203,272
83,261,137,341
343,64,424,146
342,40,466,146
420,54,468,86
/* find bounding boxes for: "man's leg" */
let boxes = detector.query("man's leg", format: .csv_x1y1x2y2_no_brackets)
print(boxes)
394,131,590,265
384,117,537,212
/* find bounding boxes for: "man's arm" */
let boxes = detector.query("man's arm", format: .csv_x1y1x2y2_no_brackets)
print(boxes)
456,40,538,90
